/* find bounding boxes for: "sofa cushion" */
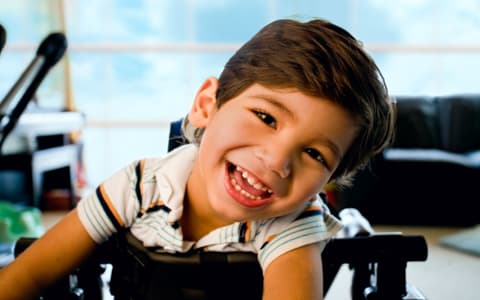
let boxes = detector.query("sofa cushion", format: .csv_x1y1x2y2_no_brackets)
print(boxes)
340,94,480,227
392,96,441,149
436,95,480,153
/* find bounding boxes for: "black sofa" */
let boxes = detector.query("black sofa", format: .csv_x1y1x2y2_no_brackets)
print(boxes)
338,94,480,227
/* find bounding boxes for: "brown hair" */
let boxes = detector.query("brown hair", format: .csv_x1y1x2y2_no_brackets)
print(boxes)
184,18,395,187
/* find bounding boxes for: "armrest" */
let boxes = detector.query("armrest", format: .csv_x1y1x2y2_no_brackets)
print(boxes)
323,233,428,265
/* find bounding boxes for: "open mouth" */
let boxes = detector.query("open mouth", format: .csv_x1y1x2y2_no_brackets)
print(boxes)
226,162,273,203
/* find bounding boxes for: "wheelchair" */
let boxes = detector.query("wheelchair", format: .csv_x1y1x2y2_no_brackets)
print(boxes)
13,118,429,300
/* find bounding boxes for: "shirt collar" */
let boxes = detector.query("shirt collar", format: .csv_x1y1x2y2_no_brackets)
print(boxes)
153,144,198,223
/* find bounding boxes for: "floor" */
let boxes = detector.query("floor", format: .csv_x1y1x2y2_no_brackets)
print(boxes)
325,225,480,300
42,212,480,300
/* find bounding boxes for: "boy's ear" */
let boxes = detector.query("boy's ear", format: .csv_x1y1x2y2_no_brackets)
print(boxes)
188,77,218,128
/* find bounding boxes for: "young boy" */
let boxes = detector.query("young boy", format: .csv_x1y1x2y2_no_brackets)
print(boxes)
0,18,395,299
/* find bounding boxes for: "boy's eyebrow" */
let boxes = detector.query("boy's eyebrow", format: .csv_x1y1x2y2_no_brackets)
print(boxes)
256,94,295,119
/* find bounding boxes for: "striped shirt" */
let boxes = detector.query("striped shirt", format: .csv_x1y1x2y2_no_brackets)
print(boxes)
77,144,343,272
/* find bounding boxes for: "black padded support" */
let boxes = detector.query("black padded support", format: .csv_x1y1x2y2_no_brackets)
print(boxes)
107,231,263,300
168,118,186,152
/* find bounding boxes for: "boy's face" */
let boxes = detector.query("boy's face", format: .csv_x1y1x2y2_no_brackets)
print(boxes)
188,78,358,227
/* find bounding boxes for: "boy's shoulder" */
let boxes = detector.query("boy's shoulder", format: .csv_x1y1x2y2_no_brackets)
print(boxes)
135,144,197,197
257,196,342,238
140,144,198,173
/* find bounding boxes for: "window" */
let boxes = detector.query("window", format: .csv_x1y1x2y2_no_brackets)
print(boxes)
1,0,479,186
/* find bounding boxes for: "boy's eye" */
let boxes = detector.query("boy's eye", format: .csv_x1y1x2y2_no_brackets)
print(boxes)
254,110,277,128
304,148,328,167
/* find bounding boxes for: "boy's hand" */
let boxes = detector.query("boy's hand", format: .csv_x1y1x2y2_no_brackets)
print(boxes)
263,243,324,300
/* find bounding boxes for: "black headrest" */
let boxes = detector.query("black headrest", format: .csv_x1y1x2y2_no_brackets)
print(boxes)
168,118,188,152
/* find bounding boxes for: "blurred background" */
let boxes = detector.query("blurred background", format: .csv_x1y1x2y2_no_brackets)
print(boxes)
1,2,479,299
1,0,479,189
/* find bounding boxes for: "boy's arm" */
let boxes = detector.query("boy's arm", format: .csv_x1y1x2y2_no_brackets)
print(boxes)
0,208,97,299
262,242,324,300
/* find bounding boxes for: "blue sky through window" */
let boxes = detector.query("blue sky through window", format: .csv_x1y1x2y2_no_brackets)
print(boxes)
1,0,479,186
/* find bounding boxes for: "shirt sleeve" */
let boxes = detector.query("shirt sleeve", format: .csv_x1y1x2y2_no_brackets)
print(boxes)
256,198,343,272
77,160,142,243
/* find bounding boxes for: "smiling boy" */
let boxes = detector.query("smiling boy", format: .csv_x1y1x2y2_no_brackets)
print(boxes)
0,18,395,300
185,80,357,237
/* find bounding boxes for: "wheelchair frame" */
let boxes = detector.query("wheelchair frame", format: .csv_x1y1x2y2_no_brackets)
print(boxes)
12,118,429,299
15,222,428,300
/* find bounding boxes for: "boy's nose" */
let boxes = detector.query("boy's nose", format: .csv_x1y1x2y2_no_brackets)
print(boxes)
254,146,292,179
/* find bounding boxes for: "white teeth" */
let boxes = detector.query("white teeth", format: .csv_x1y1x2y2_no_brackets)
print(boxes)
254,183,263,190
236,166,271,192
230,165,273,200
230,178,262,200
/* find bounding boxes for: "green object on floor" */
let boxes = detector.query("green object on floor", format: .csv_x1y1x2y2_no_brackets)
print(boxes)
0,201,44,243
440,224,480,257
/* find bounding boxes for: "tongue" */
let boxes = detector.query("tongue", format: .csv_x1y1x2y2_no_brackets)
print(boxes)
232,168,266,197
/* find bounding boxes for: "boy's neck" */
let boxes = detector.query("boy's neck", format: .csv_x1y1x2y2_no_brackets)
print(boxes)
181,171,230,241
180,193,224,241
